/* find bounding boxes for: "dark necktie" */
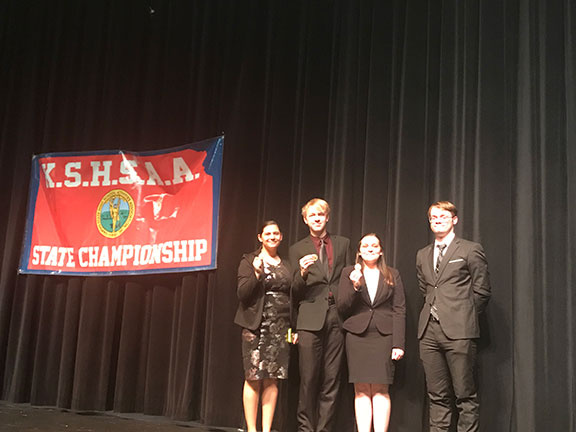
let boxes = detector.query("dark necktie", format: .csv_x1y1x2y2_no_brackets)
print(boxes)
435,244,447,273
319,238,329,275
431,244,447,321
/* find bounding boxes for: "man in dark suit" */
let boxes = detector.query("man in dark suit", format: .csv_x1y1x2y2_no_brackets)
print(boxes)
289,198,351,432
416,201,491,432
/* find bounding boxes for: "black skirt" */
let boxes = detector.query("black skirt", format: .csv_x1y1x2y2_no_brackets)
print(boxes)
345,326,395,384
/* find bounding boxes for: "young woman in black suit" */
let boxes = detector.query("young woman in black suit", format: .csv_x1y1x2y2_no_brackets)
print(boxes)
234,221,292,432
337,233,406,432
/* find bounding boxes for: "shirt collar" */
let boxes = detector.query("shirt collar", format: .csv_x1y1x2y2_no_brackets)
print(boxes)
310,232,330,246
435,231,455,249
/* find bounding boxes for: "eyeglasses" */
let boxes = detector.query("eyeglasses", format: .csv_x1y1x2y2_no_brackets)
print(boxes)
429,215,454,222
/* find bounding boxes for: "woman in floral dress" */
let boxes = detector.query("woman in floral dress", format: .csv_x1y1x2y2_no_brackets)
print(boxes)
234,220,292,432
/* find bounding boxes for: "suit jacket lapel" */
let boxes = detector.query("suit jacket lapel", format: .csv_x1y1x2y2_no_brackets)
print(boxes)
425,244,435,281
435,238,459,280
358,280,371,305
372,272,386,305
327,235,343,282
302,236,316,254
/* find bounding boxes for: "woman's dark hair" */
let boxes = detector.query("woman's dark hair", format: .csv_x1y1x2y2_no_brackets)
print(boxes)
259,220,281,234
356,233,394,285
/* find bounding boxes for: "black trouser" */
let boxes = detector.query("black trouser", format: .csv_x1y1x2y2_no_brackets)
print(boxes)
420,318,479,432
297,306,345,432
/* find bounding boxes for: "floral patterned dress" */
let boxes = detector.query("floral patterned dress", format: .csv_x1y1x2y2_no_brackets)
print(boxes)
241,261,291,380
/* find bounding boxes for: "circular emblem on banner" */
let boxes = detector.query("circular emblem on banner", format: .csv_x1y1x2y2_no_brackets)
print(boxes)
96,190,135,238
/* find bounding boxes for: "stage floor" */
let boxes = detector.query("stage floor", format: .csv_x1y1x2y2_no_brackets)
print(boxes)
0,402,240,432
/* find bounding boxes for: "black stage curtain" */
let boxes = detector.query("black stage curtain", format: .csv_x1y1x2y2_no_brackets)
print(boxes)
0,1,574,431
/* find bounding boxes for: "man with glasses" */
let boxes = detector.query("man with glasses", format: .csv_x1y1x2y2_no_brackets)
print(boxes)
416,201,491,432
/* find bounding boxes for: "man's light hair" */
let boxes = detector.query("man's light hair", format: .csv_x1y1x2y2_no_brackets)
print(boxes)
428,201,458,218
301,198,331,218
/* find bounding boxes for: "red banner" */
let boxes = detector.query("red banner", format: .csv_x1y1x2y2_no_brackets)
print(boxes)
19,136,224,275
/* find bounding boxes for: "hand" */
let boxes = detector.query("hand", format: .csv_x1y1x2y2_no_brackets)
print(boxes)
252,256,263,277
292,332,299,344
299,254,318,276
349,263,363,289
391,348,404,360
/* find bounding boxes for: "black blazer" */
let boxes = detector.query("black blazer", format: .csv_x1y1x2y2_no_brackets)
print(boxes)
289,234,351,331
416,236,491,339
337,266,406,349
233,249,292,330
